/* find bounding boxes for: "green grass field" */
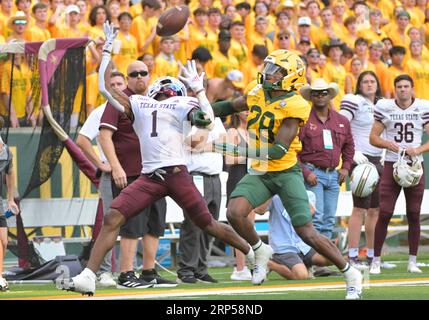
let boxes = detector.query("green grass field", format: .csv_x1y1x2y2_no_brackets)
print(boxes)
1,253,429,300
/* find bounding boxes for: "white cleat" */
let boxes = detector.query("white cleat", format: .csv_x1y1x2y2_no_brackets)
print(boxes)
230,266,252,281
97,272,116,287
369,260,381,275
252,242,274,285
344,266,363,300
407,262,423,273
57,272,96,296
0,277,9,292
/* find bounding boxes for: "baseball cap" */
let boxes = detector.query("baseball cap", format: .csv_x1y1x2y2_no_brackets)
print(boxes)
65,4,80,15
227,69,244,89
299,36,311,45
298,16,311,26
396,10,411,19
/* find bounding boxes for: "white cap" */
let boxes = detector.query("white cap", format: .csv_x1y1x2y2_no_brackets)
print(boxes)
298,16,311,26
226,69,244,88
65,4,80,15
282,0,295,8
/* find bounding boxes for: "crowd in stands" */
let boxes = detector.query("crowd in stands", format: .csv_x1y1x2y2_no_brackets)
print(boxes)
1,0,429,127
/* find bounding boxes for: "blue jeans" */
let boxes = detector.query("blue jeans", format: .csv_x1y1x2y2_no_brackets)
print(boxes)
304,164,340,239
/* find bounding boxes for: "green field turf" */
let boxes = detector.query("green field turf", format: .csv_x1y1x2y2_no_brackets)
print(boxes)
1,253,429,300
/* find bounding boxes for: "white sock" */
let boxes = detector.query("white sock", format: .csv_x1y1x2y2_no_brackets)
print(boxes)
82,268,96,279
409,255,417,264
340,262,350,273
348,248,359,258
251,239,263,251
366,249,374,258
373,256,381,263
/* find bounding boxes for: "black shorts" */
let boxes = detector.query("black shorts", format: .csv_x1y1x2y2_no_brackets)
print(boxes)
0,215,6,228
351,155,383,209
111,175,167,238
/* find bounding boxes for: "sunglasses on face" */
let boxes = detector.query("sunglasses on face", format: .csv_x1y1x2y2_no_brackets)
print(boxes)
277,35,289,40
311,90,329,97
308,54,320,58
128,70,149,78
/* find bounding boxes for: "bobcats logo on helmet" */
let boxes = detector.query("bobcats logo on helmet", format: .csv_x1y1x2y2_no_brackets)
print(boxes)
257,50,307,91
350,163,379,198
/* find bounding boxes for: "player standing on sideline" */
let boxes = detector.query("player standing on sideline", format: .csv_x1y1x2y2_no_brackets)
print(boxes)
57,23,254,295
339,71,384,269
0,124,20,292
211,50,363,299
369,74,429,274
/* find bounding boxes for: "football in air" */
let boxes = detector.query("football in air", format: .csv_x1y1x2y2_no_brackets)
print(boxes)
156,5,190,37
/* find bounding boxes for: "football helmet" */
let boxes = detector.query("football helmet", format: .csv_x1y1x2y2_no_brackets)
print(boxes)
147,76,187,99
257,50,306,91
350,163,380,198
393,150,423,188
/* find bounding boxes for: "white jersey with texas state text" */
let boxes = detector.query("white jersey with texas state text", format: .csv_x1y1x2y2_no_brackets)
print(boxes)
340,94,383,157
130,94,199,173
374,98,429,162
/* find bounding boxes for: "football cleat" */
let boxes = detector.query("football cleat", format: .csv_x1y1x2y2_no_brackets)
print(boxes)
407,262,422,273
231,267,252,281
0,277,9,292
252,242,273,285
344,266,362,300
57,272,96,296
369,260,381,275
97,272,116,287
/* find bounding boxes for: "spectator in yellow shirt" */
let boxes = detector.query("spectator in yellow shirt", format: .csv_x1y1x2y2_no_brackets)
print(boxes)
241,44,268,87
343,16,359,50
404,40,429,99
188,8,210,55
25,2,50,42
297,16,314,47
112,12,138,76
48,0,66,38
107,0,120,26
16,0,34,27
296,37,312,56
87,5,110,41
247,15,274,53
332,0,348,37
153,36,180,78
206,7,222,52
76,0,91,33
407,26,429,60
358,9,387,43
311,7,345,51
306,48,323,84
306,0,322,28
367,40,391,96
229,21,248,70
322,38,347,109
0,0,14,39
386,10,412,47
7,11,28,42
386,45,406,97
273,11,296,50
212,29,239,78
381,37,393,66
131,0,161,56
345,57,363,93
57,5,86,38
350,37,371,71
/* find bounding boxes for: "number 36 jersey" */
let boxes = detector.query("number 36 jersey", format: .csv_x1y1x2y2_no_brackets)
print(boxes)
374,98,429,162
245,81,311,172
130,94,198,174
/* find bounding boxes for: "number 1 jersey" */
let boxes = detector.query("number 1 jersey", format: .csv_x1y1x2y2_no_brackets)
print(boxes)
130,94,199,173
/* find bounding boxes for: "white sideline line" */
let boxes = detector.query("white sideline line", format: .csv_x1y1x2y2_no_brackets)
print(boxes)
65,279,429,300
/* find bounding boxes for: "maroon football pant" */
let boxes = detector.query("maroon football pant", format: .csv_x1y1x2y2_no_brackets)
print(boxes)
374,162,425,256
110,165,213,229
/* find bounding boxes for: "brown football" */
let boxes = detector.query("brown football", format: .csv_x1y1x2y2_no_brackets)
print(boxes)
156,5,190,37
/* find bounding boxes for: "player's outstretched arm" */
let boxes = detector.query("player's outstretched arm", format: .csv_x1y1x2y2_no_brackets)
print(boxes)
98,21,132,118
179,60,214,130
211,95,248,117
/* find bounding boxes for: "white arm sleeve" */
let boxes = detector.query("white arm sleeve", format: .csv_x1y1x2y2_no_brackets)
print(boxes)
98,52,125,113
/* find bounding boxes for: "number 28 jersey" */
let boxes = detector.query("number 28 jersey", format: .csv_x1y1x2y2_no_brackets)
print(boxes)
374,98,429,162
130,94,198,174
245,81,311,172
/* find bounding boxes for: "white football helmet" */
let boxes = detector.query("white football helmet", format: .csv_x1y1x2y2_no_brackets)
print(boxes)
147,76,187,99
393,150,423,188
350,163,380,198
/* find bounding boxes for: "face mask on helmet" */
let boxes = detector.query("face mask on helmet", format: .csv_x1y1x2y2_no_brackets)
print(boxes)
148,77,187,99
392,150,423,188
259,62,288,90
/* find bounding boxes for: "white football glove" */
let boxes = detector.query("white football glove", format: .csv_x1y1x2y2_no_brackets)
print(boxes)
353,151,369,165
178,60,205,94
102,21,118,54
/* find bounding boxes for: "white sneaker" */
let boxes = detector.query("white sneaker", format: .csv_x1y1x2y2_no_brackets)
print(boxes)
0,277,9,292
252,242,273,285
57,269,96,296
344,266,362,300
231,267,252,281
369,260,381,275
380,261,397,269
97,272,116,287
407,261,422,273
